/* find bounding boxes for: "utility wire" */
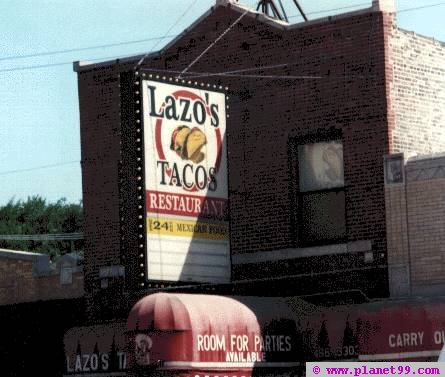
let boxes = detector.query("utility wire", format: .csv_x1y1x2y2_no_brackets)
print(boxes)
141,62,294,76
288,2,370,19
140,58,378,80
0,2,442,175
397,1,445,13
0,161,79,176
0,1,394,63
0,3,445,68
0,61,76,73
0,35,176,62
180,9,250,77
288,1,445,19
0,0,199,71
0,1,415,63
0,233,83,241
135,0,199,68
0,3,367,63
185,72,322,80
140,63,323,79
0,51,150,73
0,1,444,75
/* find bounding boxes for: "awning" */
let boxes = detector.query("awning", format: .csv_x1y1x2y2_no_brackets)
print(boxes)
64,293,445,376
358,301,445,360
127,292,259,333
298,299,445,362
64,322,127,376
127,293,302,369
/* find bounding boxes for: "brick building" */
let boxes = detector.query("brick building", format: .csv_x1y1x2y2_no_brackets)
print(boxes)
0,249,86,376
73,0,445,315
385,153,445,297
66,0,445,372
388,29,445,154
0,248,83,305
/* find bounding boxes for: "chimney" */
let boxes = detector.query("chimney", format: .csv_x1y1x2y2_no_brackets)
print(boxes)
372,0,396,13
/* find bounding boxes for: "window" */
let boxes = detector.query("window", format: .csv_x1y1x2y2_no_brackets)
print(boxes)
297,140,346,245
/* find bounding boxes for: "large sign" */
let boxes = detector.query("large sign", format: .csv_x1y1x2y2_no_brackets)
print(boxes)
142,80,230,283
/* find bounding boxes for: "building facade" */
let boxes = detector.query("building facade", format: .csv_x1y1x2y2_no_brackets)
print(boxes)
0,248,83,305
385,154,445,297
66,0,445,374
74,0,391,314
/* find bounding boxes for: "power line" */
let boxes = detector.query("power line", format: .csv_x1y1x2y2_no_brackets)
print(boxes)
397,1,445,13
0,61,74,73
0,2,443,75
0,51,149,73
135,0,199,68
0,4,368,64
287,1,445,19
241,1,370,19
1,3,369,63
180,9,250,77
142,62,294,76
0,0,200,73
140,63,323,79
140,59,377,80
288,1,370,19
186,72,322,80
0,0,436,64
0,161,79,176
0,35,176,62
0,233,83,241
0,0,199,74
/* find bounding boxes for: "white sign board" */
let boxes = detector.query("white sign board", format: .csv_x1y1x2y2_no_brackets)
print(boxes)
142,80,230,283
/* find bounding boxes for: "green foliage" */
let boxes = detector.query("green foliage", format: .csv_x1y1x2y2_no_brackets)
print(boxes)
0,196,83,259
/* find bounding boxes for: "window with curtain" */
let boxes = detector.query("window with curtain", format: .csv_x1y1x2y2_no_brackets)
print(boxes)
297,140,346,245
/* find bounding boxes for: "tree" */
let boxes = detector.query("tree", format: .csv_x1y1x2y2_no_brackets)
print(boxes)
0,196,83,259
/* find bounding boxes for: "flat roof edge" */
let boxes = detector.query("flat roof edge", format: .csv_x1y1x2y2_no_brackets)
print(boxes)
395,27,445,46
73,1,379,73
73,54,145,73
0,248,47,261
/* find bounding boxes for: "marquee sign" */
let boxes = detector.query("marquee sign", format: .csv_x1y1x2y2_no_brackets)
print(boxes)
142,79,230,283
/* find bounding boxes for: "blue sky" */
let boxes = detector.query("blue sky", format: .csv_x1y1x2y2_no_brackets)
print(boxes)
0,0,444,205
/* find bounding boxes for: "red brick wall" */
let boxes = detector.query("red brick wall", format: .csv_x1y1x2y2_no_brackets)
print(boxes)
0,258,83,305
77,5,392,302
148,7,391,284
77,67,122,296
0,259,36,303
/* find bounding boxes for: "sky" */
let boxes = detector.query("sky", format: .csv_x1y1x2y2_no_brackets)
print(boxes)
0,0,444,205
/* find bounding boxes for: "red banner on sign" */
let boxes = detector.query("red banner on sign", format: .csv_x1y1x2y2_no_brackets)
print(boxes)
146,190,228,220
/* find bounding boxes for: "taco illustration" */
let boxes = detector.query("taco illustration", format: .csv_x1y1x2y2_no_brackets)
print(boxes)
170,125,191,153
170,126,206,164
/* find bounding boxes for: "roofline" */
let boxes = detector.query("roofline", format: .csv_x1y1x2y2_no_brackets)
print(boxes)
0,248,46,261
395,26,445,47
73,53,144,72
407,152,445,162
73,0,380,73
